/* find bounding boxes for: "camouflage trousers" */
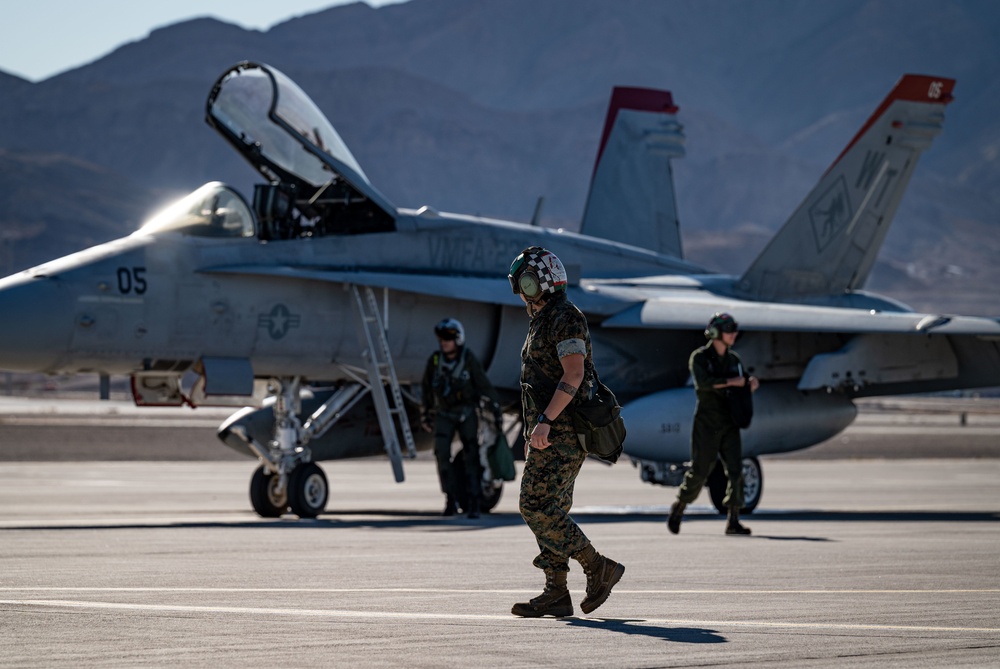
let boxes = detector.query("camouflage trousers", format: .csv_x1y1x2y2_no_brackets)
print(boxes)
677,413,744,508
518,430,590,572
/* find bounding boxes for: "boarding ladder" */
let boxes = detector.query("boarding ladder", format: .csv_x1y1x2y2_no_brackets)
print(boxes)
350,285,416,482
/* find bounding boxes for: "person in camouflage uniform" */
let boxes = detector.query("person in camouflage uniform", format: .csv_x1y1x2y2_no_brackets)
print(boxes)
667,312,759,536
507,246,625,618
421,318,501,519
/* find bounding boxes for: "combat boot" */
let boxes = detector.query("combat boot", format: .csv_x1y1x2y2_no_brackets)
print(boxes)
725,507,751,535
442,496,457,516
573,544,625,614
667,500,686,534
466,496,481,519
511,569,573,617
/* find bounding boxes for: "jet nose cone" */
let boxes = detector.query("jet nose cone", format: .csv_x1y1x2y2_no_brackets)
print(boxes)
0,272,74,372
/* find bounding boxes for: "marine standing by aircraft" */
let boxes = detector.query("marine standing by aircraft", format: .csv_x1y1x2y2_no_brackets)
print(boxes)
0,62,996,519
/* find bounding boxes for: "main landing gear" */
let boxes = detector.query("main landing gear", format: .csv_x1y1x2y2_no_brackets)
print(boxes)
707,456,762,514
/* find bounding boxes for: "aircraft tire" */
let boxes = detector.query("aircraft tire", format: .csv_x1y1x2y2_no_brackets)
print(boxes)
708,456,762,515
452,450,503,513
289,462,328,519
250,465,288,518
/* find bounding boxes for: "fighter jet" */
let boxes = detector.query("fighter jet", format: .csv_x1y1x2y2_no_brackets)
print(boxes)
1,62,996,519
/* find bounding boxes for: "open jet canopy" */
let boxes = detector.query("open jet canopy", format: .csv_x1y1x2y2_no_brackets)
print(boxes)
206,61,395,238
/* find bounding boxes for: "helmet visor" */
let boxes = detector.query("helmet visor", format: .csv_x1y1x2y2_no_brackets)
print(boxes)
507,273,519,294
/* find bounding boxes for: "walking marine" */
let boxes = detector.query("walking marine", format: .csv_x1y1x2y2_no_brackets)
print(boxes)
668,312,759,536
508,246,625,617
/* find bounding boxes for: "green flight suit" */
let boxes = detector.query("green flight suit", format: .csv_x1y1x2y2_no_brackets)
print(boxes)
677,343,747,509
421,347,500,502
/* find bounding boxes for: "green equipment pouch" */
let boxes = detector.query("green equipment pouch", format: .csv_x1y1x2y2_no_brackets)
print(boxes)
487,431,517,481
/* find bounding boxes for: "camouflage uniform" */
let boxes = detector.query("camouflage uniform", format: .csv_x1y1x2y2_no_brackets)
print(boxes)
519,292,596,572
421,347,499,503
677,343,747,508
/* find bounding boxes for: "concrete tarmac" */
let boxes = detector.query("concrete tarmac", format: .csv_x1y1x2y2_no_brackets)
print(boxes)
1,461,999,665
1,397,999,666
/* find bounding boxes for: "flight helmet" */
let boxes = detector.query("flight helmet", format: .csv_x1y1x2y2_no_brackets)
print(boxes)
434,318,465,346
705,312,738,340
508,246,568,300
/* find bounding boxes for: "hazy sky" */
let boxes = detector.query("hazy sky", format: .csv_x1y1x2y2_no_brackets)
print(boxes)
0,0,407,82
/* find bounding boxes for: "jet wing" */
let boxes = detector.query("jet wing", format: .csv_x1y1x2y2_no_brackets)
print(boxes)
600,293,1000,336
203,265,520,306
201,265,633,314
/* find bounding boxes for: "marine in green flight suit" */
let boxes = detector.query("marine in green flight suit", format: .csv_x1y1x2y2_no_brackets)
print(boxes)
667,312,759,536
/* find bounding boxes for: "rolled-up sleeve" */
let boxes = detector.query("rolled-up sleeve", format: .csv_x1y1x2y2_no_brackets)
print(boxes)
556,338,587,358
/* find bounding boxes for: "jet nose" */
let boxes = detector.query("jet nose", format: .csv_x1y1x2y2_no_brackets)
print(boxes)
0,272,74,372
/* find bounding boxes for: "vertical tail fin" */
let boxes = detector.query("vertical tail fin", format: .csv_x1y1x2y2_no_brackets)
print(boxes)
738,75,955,301
580,86,686,258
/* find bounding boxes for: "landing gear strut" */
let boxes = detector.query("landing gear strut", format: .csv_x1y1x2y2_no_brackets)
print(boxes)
238,377,358,519
233,286,416,519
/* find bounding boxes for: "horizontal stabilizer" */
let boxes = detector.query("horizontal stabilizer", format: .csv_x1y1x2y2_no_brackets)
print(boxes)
738,75,955,301
600,290,1000,337
580,87,685,258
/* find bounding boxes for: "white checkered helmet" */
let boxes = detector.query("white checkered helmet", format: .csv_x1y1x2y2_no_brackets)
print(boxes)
508,246,568,300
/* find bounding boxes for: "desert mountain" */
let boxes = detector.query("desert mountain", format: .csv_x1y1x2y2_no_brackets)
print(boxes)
0,0,997,314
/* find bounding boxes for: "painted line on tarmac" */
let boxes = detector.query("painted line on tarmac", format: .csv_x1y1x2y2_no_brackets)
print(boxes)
2,599,999,634
3,587,1000,595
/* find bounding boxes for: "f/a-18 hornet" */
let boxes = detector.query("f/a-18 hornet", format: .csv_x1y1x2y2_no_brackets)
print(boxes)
0,62,994,518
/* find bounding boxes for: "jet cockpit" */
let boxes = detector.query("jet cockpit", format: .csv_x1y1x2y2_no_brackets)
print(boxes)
206,61,396,240
135,182,256,239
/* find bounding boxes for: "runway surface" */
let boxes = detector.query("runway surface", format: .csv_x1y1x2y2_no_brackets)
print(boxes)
1,396,999,666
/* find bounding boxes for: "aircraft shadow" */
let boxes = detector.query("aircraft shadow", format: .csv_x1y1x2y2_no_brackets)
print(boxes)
3,509,995,533
563,617,726,644
0,511,527,533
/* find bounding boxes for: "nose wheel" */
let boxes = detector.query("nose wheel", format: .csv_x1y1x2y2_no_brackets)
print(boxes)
289,462,329,518
249,465,288,517
249,462,329,518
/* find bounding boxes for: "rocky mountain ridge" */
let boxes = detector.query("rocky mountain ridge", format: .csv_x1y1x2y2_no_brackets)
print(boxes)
1,0,997,314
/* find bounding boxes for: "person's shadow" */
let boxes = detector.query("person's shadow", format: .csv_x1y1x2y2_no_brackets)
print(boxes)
563,617,726,643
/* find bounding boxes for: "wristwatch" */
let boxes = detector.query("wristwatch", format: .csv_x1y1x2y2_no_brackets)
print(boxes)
537,413,551,425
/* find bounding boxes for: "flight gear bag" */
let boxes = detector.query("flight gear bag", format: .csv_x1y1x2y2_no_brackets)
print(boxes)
727,362,753,429
487,431,516,481
527,360,626,464
727,384,753,429
707,354,754,429
568,372,626,464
